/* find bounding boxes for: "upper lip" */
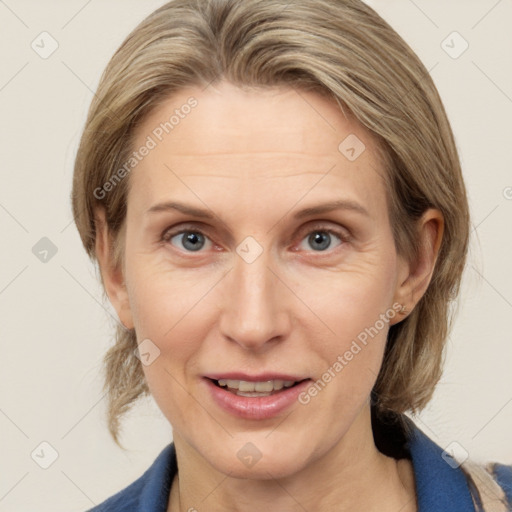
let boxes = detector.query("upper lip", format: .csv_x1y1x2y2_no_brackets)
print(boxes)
205,372,309,382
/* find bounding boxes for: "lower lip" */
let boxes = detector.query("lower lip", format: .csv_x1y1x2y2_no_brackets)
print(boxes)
204,378,311,420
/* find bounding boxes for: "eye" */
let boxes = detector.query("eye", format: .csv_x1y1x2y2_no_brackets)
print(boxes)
161,224,349,255
297,228,347,252
163,229,213,252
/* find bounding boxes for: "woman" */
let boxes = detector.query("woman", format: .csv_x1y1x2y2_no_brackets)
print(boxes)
71,0,512,510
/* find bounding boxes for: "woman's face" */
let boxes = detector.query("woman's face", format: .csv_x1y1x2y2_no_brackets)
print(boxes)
116,81,410,477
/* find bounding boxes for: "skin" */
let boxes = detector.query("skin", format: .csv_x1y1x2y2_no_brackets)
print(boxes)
95,81,443,511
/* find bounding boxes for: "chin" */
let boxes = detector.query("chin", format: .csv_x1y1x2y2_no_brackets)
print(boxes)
214,452,308,481
197,435,313,480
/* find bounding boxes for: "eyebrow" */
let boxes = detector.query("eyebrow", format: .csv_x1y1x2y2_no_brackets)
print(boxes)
292,199,369,219
145,199,369,220
146,201,216,218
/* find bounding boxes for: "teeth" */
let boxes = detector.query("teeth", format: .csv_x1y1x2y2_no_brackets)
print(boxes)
217,379,297,392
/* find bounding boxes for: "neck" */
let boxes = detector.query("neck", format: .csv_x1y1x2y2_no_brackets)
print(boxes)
168,406,416,512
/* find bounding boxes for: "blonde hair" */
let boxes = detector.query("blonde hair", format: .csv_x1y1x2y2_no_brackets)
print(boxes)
72,0,470,447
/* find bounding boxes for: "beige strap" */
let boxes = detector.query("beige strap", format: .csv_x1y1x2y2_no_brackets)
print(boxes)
461,460,509,512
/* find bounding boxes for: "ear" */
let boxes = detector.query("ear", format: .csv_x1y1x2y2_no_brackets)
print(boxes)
94,207,134,330
391,208,444,323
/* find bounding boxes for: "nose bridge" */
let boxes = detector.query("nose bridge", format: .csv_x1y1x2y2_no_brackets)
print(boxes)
219,242,288,350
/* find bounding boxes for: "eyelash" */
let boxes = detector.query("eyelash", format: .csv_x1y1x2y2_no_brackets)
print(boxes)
160,223,351,256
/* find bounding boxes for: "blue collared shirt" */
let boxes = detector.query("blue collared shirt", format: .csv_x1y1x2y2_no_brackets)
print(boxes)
87,420,512,511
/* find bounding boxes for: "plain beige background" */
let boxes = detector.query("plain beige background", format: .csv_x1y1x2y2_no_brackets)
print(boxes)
0,0,511,510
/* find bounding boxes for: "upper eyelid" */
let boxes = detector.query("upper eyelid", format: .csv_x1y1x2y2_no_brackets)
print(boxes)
162,220,348,237
162,221,233,246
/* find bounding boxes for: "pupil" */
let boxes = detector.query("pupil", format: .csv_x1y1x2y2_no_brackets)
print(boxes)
310,232,330,251
183,232,204,251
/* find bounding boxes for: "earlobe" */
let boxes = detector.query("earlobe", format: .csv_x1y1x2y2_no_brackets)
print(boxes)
94,207,134,330
392,209,444,320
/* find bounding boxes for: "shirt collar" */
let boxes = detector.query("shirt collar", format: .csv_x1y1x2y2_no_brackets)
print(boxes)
404,417,475,511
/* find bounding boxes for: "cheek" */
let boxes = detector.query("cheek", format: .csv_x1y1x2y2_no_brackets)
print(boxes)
125,249,212,336
129,271,209,425
125,257,220,388
299,251,398,396
300,253,397,342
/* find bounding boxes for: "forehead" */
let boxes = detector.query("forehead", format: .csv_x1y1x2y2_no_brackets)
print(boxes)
128,81,386,214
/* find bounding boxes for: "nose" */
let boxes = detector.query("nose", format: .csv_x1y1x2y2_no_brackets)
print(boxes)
218,247,291,352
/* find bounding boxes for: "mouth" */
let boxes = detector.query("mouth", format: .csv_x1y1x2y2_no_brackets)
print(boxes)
204,376,312,420
203,372,312,419
208,377,306,397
